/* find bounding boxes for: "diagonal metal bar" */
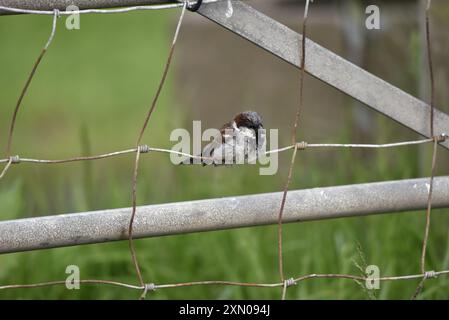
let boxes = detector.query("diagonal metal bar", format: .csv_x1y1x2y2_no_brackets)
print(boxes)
197,1,449,150
1,176,449,254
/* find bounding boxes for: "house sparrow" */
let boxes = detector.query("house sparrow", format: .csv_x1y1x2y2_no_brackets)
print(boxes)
193,111,266,166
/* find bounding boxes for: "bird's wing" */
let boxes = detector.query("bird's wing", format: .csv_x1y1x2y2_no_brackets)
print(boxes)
200,122,237,165
201,129,226,165
219,121,235,142
202,139,221,159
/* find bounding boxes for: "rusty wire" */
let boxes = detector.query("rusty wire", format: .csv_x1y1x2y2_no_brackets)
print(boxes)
4,9,59,158
0,0,448,300
412,0,439,300
425,0,435,137
128,2,187,289
276,0,310,293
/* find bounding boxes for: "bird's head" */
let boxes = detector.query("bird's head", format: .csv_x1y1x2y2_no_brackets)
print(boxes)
234,111,264,131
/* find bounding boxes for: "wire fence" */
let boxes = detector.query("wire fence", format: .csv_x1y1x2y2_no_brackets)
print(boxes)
0,0,448,300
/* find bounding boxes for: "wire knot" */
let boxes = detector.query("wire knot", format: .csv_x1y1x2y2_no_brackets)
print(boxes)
435,133,448,142
187,0,203,12
139,283,156,300
10,155,20,164
424,270,437,279
284,278,296,287
296,141,308,150
138,145,150,153
145,283,156,291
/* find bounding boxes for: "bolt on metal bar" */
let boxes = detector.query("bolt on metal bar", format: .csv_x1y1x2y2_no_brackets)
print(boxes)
1,176,448,254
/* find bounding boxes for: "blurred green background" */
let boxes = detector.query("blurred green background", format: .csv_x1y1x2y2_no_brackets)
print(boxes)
1,1,449,299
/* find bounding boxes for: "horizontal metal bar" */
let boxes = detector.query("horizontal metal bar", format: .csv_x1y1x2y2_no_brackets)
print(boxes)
1,176,448,254
197,1,449,150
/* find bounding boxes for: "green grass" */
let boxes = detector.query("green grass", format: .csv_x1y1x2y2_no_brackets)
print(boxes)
1,11,449,300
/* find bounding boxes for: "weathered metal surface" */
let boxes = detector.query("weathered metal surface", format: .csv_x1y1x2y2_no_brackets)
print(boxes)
1,176,448,254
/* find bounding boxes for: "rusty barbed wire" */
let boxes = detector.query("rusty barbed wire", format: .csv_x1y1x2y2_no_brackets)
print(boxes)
0,0,448,300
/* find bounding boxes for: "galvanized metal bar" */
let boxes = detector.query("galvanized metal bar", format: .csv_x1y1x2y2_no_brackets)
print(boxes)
1,176,448,254
197,1,449,150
